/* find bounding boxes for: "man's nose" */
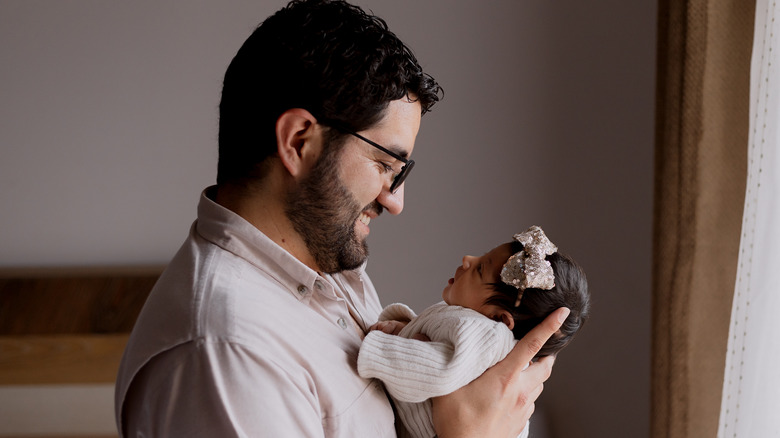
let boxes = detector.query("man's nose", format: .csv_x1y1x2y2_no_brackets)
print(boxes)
377,183,404,215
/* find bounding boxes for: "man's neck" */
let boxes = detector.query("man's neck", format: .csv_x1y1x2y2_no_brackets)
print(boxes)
214,180,322,273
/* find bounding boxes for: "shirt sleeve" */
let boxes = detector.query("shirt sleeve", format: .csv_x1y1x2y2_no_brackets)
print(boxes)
121,339,325,438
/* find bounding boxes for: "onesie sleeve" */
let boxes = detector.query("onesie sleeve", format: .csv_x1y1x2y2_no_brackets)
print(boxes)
358,304,516,403
375,302,417,323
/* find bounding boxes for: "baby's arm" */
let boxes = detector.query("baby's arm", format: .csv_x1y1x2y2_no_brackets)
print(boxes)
358,305,514,403
375,302,416,323
370,320,431,341
368,302,430,340
358,331,460,402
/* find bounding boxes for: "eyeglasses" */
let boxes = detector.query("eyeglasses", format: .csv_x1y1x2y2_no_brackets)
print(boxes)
337,128,415,194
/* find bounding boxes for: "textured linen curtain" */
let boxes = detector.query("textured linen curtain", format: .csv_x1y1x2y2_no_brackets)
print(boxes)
653,0,753,437
718,1,780,436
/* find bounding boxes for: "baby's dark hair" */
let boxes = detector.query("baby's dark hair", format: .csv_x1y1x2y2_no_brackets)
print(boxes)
486,241,590,357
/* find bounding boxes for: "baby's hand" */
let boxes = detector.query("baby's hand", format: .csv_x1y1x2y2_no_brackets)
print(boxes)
368,320,407,336
369,320,430,341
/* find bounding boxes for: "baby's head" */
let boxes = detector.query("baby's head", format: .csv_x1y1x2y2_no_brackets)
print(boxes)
441,226,589,357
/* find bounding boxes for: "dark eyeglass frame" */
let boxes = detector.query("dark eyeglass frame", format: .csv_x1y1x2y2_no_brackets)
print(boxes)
333,127,415,194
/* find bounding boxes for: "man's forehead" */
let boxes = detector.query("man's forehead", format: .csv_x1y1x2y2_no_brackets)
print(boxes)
367,99,422,154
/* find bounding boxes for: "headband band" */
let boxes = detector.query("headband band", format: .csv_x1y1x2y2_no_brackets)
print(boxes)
500,226,557,306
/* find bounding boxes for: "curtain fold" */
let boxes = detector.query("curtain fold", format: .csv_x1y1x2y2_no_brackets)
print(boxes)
718,1,780,436
653,0,753,437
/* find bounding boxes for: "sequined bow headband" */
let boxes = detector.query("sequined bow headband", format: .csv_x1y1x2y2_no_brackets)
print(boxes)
500,226,558,306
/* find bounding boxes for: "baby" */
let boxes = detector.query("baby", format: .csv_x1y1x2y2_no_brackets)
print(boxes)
357,226,590,438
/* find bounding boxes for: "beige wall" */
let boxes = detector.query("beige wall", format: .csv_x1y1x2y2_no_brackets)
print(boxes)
0,1,655,437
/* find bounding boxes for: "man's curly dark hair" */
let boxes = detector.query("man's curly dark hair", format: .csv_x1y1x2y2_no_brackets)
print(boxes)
217,0,442,185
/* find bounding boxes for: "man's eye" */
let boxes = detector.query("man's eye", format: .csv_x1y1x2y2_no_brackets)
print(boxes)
380,162,394,173
477,264,483,275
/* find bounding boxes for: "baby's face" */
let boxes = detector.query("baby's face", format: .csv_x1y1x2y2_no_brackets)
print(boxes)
441,242,513,316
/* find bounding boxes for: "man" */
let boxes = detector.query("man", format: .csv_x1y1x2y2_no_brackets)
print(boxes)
115,1,567,436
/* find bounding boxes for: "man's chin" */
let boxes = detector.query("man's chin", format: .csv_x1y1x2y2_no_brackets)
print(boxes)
320,242,369,274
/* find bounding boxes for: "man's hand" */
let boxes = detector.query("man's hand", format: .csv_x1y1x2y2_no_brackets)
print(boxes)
431,307,570,438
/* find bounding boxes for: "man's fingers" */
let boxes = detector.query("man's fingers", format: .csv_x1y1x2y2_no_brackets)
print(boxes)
430,309,566,438
503,307,570,370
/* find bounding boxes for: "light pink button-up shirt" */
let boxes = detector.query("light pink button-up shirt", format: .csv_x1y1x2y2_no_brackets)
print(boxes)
115,187,396,437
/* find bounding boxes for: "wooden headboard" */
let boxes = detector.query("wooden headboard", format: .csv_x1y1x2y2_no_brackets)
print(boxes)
0,267,162,385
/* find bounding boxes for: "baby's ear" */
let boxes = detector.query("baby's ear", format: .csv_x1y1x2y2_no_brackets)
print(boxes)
495,310,515,330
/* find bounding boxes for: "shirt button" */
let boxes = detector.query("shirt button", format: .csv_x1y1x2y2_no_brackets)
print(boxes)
337,318,348,329
314,280,324,290
297,285,309,295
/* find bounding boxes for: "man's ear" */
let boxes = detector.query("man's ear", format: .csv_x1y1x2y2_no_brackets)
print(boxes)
494,310,515,330
275,108,321,179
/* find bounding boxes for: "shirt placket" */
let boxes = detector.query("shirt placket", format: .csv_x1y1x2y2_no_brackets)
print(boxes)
327,273,370,337
297,277,361,338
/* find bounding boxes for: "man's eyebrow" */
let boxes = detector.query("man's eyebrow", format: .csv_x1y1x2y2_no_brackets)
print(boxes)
383,144,409,160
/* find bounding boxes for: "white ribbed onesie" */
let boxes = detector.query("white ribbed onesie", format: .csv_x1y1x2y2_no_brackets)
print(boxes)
358,301,529,438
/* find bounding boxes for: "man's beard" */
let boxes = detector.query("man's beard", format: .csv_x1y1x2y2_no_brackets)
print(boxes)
285,141,382,274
